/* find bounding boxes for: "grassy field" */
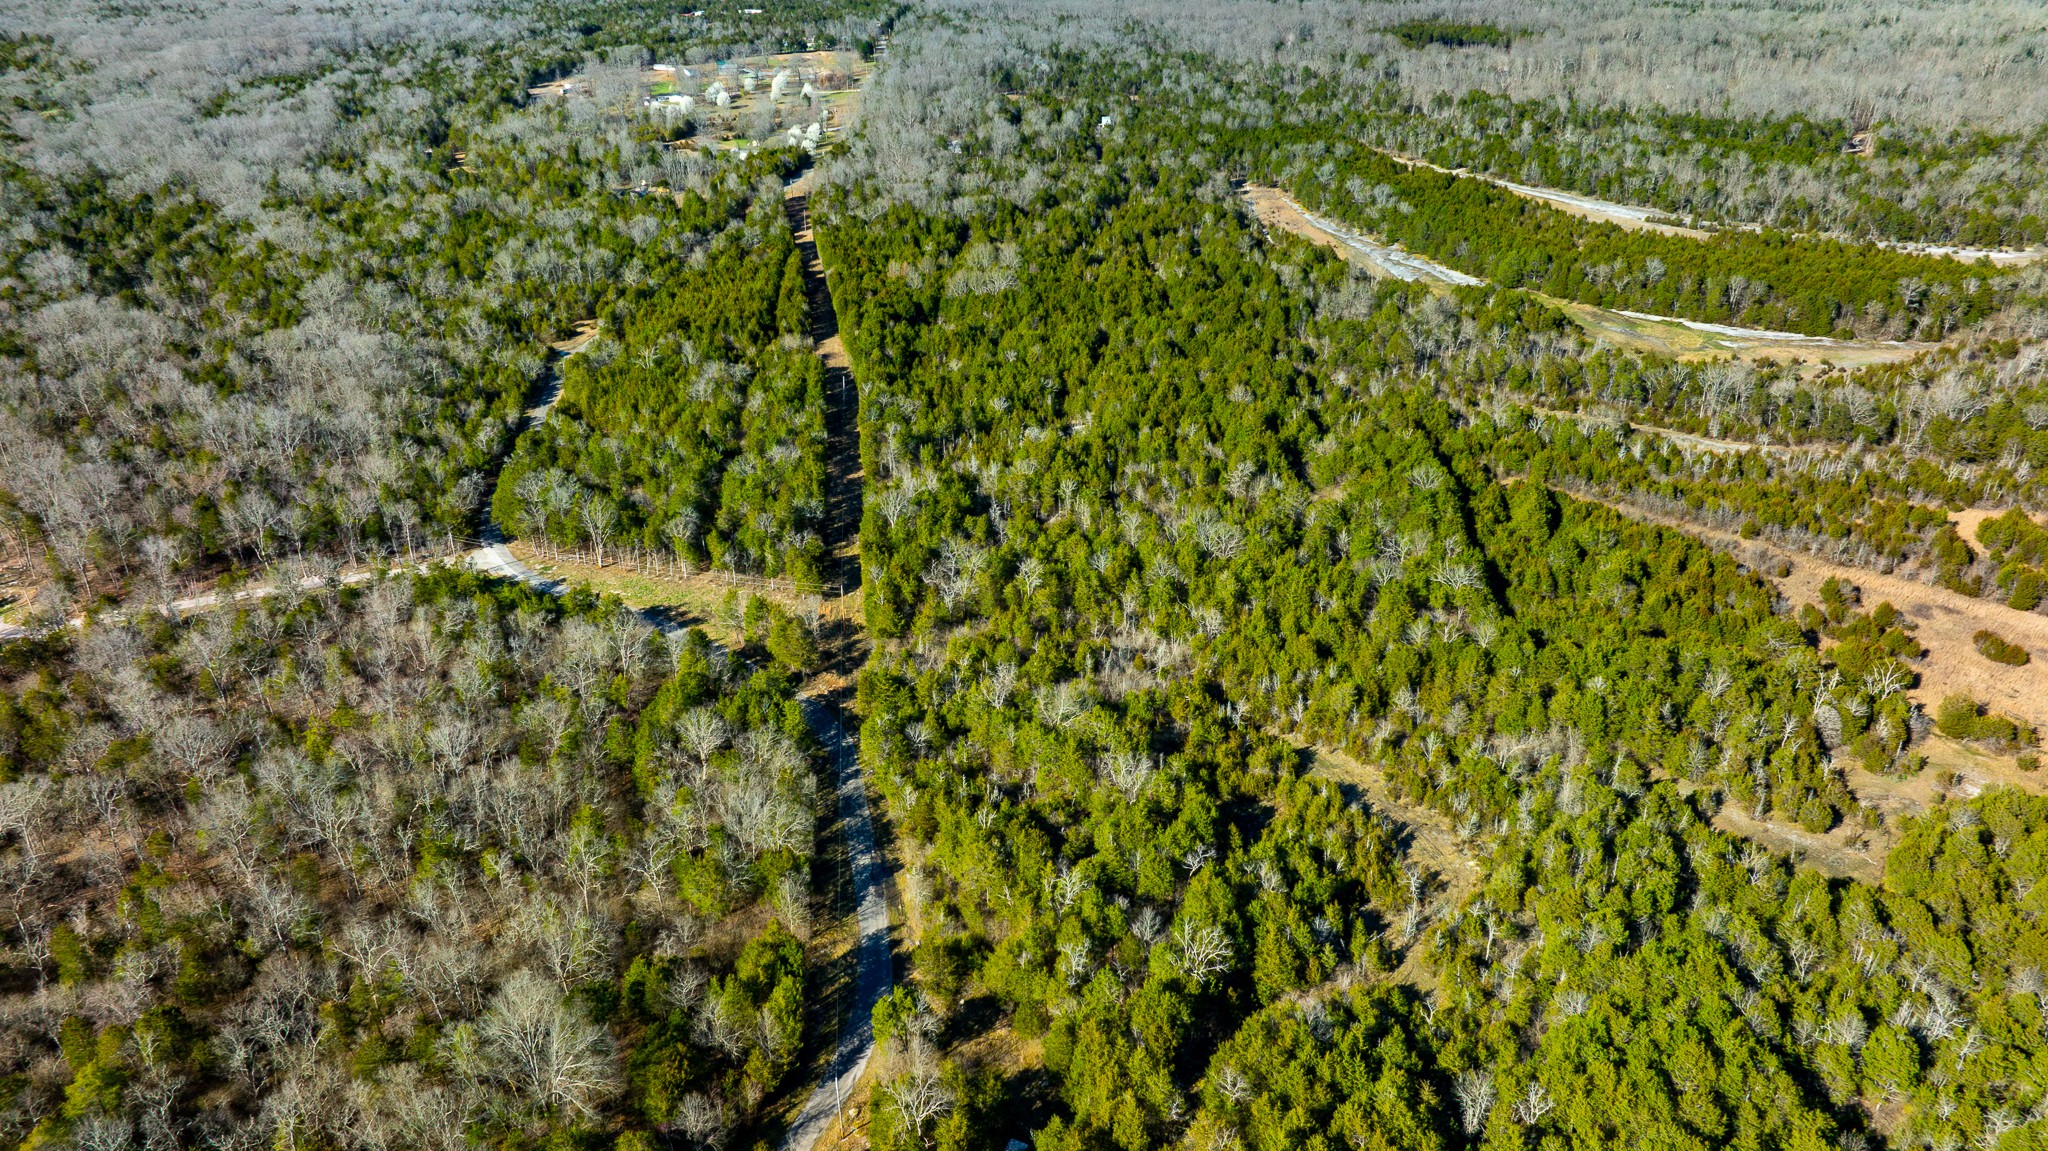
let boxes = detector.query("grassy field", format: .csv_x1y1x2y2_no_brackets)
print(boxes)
506,544,867,689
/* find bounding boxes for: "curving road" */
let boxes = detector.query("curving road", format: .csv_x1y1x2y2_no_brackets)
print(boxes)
470,324,597,577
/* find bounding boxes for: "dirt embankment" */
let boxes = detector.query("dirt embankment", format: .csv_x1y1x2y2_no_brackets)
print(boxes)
1372,147,2047,268
1243,184,1925,366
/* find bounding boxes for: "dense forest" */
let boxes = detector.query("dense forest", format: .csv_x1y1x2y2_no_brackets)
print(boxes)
5,0,2048,1149
805,10,2048,1151
0,570,827,1147
0,0,883,1145
1074,0,2048,247
0,0,868,602
490,151,833,582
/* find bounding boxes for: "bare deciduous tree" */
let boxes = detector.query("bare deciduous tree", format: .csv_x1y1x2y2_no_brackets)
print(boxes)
478,969,620,1118
881,1064,956,1151
1174,919,1232,984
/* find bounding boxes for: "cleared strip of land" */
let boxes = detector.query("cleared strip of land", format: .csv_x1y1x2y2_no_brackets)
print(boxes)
1243,184,1927,365
1573,488,2048,737
1375,149,2047,267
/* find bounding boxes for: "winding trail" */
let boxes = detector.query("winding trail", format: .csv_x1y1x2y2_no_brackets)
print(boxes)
0,324,605,643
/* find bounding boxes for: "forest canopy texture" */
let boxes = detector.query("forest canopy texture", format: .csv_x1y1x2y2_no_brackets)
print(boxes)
4,1,2048,1150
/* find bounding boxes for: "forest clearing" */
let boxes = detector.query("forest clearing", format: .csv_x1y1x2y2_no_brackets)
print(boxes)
1245,183,1931,364
1372,147,2048,267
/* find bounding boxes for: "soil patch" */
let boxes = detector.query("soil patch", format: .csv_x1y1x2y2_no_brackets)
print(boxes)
1577,491,2048,736
1301,743,1483,990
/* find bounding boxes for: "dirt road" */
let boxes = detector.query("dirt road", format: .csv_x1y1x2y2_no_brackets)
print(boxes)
1305,491,2048,888
1528,406,1813,458
785,180,864,592
525,320,601,420
1244,183,1478,286
1243,184,1924,366
1372,148,2046,267
780,171,889,1151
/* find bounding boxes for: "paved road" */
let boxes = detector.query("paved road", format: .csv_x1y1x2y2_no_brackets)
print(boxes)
784,698,892,1151
780,171,889,1151
462,284,892,1151
469,542,567,596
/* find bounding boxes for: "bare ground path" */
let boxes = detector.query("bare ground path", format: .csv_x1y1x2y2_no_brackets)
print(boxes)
468,324,605,589
1299,742,1482,991
1572,488,2048,736
1526,405,1814,458
1242,183,1929,366
784,698,890,1151
779,171,890,1151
